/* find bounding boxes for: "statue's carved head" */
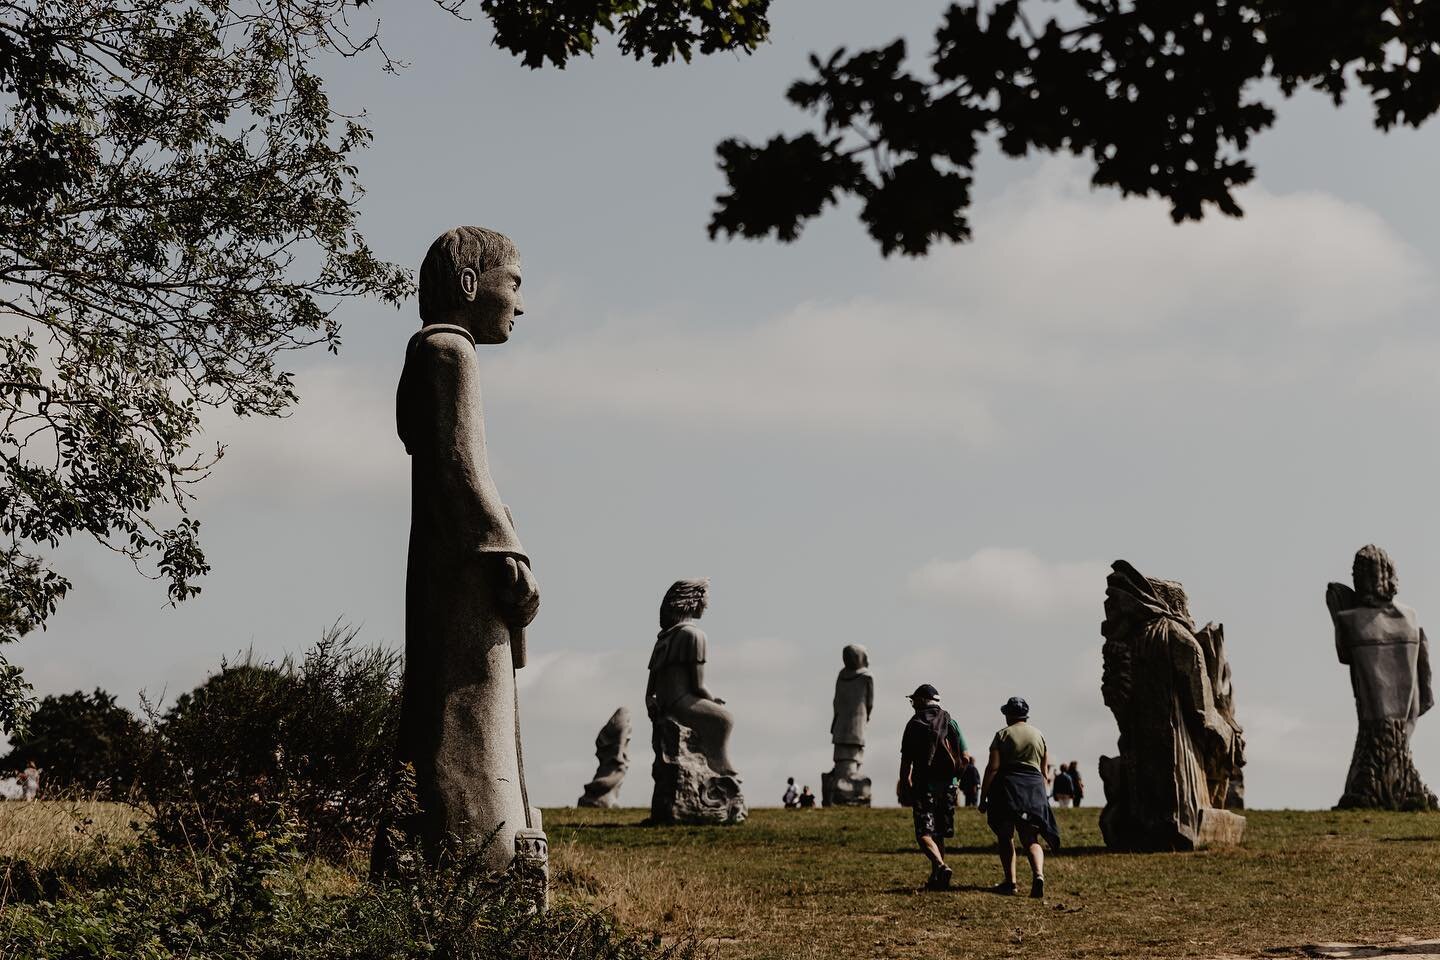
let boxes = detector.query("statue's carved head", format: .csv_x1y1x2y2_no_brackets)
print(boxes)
1352,544,1398,605
660,578,710,628
842,644,868,671
418,226,523,344
1147,577,1193,627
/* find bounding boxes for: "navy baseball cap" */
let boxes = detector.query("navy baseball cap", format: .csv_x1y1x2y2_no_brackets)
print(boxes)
908,684,939,702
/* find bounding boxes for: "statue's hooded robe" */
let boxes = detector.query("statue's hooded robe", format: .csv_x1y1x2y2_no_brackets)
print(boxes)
1100,561,1237,850
392,323,529,866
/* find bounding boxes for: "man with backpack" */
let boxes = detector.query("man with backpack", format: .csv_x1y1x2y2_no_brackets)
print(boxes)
897,684,970,890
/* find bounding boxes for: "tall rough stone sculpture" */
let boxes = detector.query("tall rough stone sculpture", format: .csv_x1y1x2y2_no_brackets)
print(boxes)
646,578,746,825
1098,560,1246,850
1326,545,1436,811
822,644,874,806
577,707,631,808
374,226,547,888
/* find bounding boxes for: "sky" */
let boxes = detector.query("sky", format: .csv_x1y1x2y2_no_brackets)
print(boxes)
11,0,1440,811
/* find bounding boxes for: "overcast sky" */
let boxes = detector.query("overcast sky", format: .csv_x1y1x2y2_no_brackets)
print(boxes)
12,0,1440,810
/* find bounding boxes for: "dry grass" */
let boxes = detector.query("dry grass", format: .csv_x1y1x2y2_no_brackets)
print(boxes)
0,800,138,867
545,806,1440,960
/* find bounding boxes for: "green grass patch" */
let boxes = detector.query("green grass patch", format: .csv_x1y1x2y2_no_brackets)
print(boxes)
546,806,1440,960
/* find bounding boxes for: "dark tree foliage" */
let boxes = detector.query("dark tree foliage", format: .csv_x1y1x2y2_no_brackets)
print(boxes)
0,0,771,734
0,687,142,793
710,0,1440,256
144,624,402,858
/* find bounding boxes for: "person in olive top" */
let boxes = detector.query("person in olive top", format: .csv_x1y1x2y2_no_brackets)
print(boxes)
979,697,1061,898
898,684,971,890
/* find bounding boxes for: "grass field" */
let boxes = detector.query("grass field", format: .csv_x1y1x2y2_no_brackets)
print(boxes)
4,801,1438,959
547,805,1440,960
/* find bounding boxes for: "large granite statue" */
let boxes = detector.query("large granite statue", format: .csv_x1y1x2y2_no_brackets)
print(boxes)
822,644,873,806
1327,545,1436,811
646,578,746,824
375,226,546,883
577,707,631,808
1098,561,1246,850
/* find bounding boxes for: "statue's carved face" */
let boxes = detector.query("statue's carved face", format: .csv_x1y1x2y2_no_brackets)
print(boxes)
457,262,524,344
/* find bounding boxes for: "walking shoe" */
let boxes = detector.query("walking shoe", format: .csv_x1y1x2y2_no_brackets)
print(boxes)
1030,876,1045,899
991,880,1017,895
935,864,952,889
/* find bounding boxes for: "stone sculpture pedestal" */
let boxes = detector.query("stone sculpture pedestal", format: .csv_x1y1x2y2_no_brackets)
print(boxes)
649,717,746,825
1195,808,1246,848
821,769,871,807
1338,719,1438,811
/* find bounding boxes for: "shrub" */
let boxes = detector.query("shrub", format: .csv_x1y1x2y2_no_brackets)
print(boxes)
0,690,144,796
143,623,400,858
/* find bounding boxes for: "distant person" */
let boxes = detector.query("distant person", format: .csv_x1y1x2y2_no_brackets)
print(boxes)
1051,764,1074,806
959,756,982,807
1068,761,1084,807
798,785,816,808
21,760,40,801
898,683,970,890
979,697,1060,898
782,777,799,809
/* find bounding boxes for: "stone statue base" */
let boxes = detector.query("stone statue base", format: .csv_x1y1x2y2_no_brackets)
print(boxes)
821,769,871,807
577,787,622,809
1098,754,1246,851
512,826,550,910
1337,719,1438,811
649,717,746,825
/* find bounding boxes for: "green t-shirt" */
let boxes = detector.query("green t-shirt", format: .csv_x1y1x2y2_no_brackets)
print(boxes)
989,722,1046,773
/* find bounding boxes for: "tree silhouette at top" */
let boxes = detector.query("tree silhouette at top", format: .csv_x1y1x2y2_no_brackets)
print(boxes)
710,1,1440,255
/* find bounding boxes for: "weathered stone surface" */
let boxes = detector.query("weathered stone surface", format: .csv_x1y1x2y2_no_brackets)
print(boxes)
1098,560,1246,851
376,226,545,881
1327,545,1437,811
578,707,631,808
646,579,745,825
649,716,746,825
823,644,874,807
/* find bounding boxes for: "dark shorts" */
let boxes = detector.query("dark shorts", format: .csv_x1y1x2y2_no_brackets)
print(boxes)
912,784,957,841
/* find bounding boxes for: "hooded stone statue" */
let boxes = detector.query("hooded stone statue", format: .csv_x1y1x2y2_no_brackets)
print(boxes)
1098,560,1245,850
823,644,874,806
374,227,546,884
1327,545,1436,810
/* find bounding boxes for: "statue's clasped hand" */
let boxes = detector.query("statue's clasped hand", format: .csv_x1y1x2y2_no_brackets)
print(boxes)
500,556,540,628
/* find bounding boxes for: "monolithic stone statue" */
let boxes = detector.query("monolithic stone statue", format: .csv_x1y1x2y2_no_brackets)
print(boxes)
1327,545,1436,810
375,226,546,882
646,578,746,824
577,707,631,808
1098,561,1246,850
822,644,874,806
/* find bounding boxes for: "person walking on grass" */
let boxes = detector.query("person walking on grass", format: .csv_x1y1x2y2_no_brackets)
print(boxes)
1051,763,1074,806
1068,761,1084,807
898,683,970,890
979,697,1060,899
782,777,799,809
959,755,982,807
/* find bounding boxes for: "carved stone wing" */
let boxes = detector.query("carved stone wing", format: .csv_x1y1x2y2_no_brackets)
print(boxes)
1326,582,1357,665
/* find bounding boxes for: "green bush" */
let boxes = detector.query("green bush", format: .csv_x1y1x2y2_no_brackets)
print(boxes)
0,689,144,796
142,623,400,858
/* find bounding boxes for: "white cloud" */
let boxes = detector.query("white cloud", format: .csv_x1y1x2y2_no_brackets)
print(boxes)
483,160,1437,442
908,548,1110,621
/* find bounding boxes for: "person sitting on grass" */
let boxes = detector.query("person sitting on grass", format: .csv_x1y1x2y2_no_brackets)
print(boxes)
798,785,816,808
979,697,1061,899
897,683,970,890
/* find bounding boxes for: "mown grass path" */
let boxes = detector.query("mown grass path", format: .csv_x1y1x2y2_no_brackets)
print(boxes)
547,806,1440,960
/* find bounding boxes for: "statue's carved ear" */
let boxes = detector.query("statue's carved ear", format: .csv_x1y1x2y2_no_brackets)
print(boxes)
460,266,478,301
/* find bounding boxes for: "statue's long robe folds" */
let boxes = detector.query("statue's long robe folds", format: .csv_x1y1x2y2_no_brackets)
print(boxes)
394,323,529,867
1100,561,1243,850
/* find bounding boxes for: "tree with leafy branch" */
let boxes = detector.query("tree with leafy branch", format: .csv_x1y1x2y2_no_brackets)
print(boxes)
0,0,771,733
711,1,1440,255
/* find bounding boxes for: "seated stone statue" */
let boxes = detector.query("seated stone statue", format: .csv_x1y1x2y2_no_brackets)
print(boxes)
646,578,745,824
1098,560,1245,851
822,644,874,806
1327,545,1436,810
